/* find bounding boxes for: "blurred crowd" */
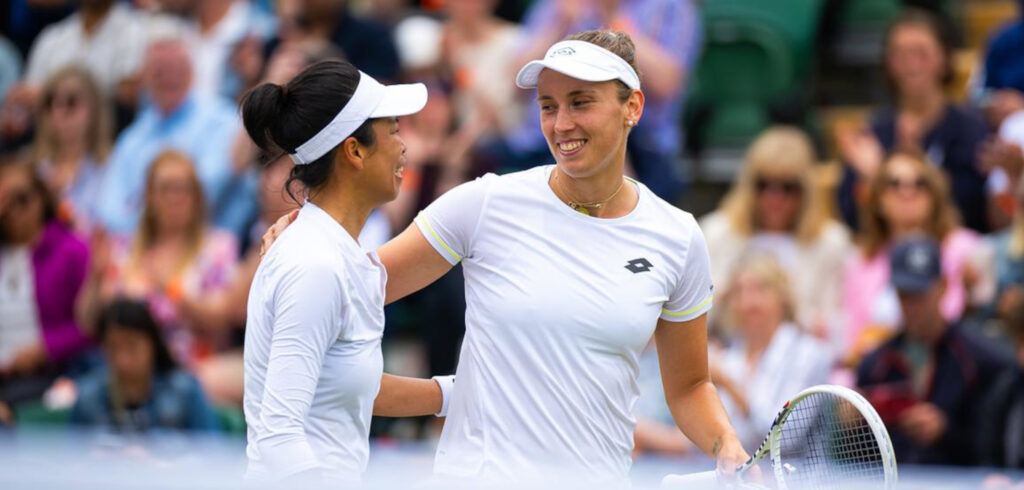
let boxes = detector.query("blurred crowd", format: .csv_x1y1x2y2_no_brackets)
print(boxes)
0,0,1022,477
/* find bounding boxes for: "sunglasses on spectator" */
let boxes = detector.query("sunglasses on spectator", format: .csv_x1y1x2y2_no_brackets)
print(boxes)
884,177,928,193
755,178,803,196
45,92,83,111
2,188,34,214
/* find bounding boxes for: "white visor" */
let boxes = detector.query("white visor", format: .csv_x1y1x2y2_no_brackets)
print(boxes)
515,40,640,91
290,71,427,165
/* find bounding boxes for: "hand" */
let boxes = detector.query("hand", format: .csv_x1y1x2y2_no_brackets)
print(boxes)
899,402,947,446
983,89,1024,128
713,434,754,484
260,209,299,258
0,344,47,377
978,138,1024,176
836,124,884,179
88,228,114,277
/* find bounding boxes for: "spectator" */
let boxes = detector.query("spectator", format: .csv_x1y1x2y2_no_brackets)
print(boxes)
71,298,218,433
710,254,833,450
837,8,991,233
95,34,254,239
701,127,851,342
843,152,984,363
501,0,702,202
0,35,21,100
857,237,1011,466
82,151,238,386
186,0,276,100
991,178,1024,323
441,0,524,139
979,1,1024,99
31,67,113,233
976,298,1024,469
0,155,90,404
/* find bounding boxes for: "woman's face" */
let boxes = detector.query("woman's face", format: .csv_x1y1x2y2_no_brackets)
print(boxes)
537,69,637,179
0,167,44,243
46,78,93,146
105,327,155,385
149,158,198,233
753,173,803,232
358,117,407,205
880,155,933,231
886,24,945,98
731,270,785,336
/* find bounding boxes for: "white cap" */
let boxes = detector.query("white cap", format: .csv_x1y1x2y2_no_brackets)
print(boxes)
515,40,640,90
290,71,428,165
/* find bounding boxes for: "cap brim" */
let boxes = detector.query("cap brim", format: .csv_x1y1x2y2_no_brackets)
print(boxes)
370,83,428,118
515,59,620,89
890,273,936,293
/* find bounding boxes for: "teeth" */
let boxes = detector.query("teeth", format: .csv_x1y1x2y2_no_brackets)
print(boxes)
558,140,584,152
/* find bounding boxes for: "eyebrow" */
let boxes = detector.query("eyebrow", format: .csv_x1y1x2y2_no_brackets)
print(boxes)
536,89,598,102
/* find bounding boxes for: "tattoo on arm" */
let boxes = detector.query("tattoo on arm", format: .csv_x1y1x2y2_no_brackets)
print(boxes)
711,435,723,457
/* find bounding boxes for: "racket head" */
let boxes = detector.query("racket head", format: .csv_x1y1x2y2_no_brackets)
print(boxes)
767,385,898,490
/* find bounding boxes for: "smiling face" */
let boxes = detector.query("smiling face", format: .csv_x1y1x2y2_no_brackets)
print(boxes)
354,117,407,205
536,69,641,180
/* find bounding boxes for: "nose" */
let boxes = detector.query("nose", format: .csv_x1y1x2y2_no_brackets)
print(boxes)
553,106,575,134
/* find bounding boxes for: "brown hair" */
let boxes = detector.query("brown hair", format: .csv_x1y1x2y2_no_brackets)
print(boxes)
0,153,59,244
32,66,114,163
884,7,954,89
719,126,830,243
859,151,959,257
132,150,207,271
564,29,640,102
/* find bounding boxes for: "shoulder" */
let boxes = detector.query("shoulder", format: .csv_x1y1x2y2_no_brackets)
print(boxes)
815,220,853,247
943,227,981,253
32,15,75,49
945,104,987,130
640,184,702,236
201,228,239,259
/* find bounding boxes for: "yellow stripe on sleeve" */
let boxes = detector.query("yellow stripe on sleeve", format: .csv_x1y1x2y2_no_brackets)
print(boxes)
661,294,714,318
416,215,463,263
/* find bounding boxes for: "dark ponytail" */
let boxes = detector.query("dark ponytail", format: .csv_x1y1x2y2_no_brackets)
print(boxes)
240,60,377,203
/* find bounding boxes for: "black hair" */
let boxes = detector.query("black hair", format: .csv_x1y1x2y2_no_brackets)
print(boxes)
240,60,377,204
97,298,177,375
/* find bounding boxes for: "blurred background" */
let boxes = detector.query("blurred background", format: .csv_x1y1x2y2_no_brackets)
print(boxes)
0,0,1023,487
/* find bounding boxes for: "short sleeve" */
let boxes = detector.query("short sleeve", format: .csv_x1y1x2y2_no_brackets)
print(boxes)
413,174,495,265
660,222,714,322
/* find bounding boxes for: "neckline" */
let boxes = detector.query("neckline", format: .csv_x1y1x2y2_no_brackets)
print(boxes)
541,165,643,224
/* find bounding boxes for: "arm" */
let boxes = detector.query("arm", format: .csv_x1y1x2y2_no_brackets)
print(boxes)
378,224,454,305
253,264,345,477
373,373,443,417
655,315,749,469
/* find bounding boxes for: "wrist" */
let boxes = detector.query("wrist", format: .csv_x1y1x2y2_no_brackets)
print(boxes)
432,375,455,417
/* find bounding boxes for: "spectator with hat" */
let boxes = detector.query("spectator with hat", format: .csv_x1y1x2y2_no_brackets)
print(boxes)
856,237,1012,466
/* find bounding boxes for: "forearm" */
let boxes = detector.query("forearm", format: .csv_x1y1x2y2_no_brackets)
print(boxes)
666,379,741,457
373,374,442,417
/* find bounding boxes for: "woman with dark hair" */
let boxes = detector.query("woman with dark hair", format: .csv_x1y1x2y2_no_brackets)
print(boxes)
70,298,218,433
837,8,992,233
240,60,444,483
0,155,90,403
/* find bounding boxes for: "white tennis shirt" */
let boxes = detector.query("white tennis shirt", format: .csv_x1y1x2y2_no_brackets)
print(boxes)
414,165,714,482
244,202,386,482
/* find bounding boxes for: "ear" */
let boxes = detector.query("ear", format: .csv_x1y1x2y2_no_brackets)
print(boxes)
337,136,365,171
625,89,645,127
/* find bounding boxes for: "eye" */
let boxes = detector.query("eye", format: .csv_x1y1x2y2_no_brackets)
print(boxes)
539,103,555,112
571,99,592,108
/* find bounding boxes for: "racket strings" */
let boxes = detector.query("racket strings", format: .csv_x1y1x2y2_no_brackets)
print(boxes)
777,393,886,489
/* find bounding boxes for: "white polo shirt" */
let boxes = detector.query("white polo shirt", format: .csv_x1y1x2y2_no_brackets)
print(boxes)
414,165,714,483
244,202,386,482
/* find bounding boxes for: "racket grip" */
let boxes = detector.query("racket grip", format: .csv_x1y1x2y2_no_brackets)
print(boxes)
661,470,718,489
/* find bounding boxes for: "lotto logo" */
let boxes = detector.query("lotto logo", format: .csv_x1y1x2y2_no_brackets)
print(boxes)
625,258,653,274
549,47,576,58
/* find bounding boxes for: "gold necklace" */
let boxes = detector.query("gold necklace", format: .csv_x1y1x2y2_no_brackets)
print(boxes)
553,170,625,216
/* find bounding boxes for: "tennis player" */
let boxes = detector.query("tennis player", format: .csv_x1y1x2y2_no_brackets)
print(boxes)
240,60,449,484
264,31,749,485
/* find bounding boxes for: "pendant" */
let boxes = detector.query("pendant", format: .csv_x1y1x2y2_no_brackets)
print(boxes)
569,203,590,215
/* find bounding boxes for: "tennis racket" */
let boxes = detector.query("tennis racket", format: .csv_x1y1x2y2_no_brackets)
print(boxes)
661,384,898,490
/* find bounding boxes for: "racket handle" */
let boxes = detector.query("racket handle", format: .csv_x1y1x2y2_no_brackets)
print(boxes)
661,470,717,488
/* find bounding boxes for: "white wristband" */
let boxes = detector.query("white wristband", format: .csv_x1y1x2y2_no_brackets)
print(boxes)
432,375,455,417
